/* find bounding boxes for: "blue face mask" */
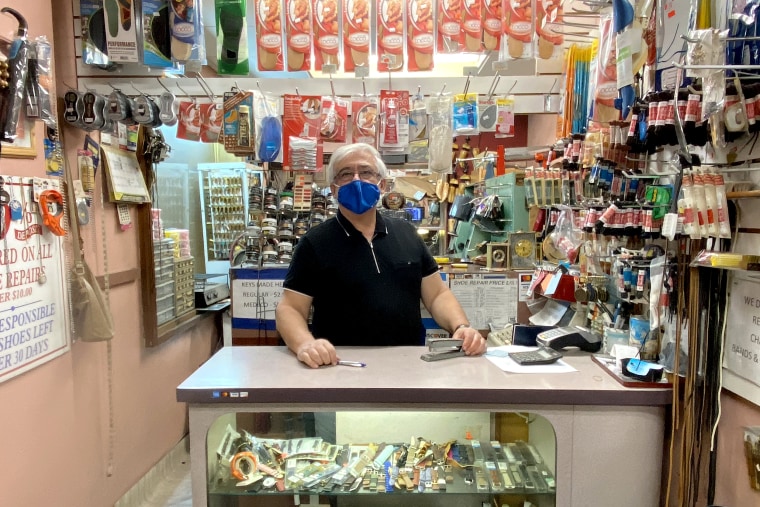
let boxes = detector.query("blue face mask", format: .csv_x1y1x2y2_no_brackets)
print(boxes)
337,180,381,214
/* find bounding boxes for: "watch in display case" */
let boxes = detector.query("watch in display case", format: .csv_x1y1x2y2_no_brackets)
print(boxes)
508,231,538,270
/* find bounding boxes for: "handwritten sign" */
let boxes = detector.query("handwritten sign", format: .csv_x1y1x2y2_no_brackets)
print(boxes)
0,177,69,383
231,268,288,331
449,274,519,329
101,146,150,203
724,274,760,387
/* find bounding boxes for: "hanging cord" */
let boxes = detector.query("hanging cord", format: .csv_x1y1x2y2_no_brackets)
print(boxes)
99,171,115,477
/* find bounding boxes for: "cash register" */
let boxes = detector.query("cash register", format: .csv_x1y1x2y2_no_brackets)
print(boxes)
194,273,230,308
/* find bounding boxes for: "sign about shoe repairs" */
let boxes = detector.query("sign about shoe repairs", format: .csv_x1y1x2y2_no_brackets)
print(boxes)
0,176,70,384
723,273,760,389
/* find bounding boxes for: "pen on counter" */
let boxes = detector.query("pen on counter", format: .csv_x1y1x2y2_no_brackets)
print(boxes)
337,360,366,368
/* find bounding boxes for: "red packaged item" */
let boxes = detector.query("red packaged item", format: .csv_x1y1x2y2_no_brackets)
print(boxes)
536,0,563,59
177,101,201,141
286,0,312,71
343,0,370,71
462,0,482,52
255,0,284,71
505,0,533,59
407,0,434,70
282,94,323,171
199,103,223,143
438,0,464,53
320,96,349,142
313,0,341,70
379,89,409,149
351,97,378,145
482,0,502,51
377,0,405,71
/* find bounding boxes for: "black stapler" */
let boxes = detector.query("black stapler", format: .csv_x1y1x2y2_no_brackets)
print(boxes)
420,338,466,362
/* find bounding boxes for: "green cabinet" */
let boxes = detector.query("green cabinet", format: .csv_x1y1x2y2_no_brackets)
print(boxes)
451,173,529,260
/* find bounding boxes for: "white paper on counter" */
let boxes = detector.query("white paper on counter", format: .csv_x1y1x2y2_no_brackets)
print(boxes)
485,346,578,374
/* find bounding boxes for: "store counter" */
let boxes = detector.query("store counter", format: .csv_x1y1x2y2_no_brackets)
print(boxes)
177,346,671,507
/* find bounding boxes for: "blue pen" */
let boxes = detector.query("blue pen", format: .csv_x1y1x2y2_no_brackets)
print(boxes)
337,360,366,368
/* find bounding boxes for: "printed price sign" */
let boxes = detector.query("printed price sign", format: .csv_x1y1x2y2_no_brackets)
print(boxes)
723,274,760,387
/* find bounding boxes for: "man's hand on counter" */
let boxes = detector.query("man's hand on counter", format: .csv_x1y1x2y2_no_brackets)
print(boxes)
454,326,487,356
295,339,338,369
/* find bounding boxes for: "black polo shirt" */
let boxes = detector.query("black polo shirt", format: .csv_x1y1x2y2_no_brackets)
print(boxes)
283,210,439,346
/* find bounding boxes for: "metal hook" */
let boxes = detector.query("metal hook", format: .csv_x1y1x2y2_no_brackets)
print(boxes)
506,80,517,95
175,80,194,103
439,84,447,96
295,86,301,98
156,78,172,94
462,72,471,96
129,81,147,96
549,78,559,94
486,73,500,100
329,72,336,98
362,77,366,97
195,74,215,101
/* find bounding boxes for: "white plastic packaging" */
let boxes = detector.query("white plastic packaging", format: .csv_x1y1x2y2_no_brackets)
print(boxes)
713,171,732,238
701,169,720,237
689,171,710,238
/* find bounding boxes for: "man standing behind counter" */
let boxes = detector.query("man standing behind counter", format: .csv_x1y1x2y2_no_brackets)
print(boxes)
276,143,487,368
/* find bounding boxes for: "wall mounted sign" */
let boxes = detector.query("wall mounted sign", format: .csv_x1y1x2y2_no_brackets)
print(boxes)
0,176,69,384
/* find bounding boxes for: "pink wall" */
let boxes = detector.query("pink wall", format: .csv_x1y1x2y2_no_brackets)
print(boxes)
0,1,218,505
713,392,760,506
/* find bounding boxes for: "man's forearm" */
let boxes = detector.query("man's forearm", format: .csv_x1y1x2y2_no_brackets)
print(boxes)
427,291,470,333
275,305,316,353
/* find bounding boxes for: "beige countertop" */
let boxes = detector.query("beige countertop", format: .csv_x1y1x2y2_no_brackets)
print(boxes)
177,346,672,406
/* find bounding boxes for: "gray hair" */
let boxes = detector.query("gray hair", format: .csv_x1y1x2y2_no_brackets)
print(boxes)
327,143,388,182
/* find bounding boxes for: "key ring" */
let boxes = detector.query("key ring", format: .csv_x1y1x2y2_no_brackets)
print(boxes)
39,189,66,236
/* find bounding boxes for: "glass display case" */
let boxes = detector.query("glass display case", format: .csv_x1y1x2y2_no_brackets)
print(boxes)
205,410,556,507
178,347,671,507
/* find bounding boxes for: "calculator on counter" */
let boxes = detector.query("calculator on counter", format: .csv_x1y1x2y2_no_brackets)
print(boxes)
508,347,564,366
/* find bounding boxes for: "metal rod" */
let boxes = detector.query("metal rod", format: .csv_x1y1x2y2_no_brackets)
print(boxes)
673,61,760,70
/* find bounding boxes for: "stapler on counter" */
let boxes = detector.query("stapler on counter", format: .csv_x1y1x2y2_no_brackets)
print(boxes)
420,338,466,362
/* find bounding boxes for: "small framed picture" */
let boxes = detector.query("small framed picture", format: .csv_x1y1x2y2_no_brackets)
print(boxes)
1,116,37,159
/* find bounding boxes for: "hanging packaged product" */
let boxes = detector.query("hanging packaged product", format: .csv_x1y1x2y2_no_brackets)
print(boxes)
286,0,312,71
378,89,409,151
428,94,453,173
482,0,502,52
143,0,173,68
101,0,139,62
26,37,53,125
495,95,515,137
437,0,463,53
351,94,378,145
170,0,206,67
176,100,202,141
478,94,497,132
254,0,284,71
0,8,30,143
312,0,340,70
462,0,482,52
593,11,619,123
408,91,428,162
343,0,369,71
504,0,533,59
536,0,563,59
407,0,434,71
283,94,323,171
199,102,223,143
319,96,348,142
80,1,113,68
253,91,282,162
452,93,478,135
377,0,404,71
215,0,249,75
222,90,254,154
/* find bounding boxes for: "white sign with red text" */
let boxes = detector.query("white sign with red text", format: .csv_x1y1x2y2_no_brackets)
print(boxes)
0,176,69,384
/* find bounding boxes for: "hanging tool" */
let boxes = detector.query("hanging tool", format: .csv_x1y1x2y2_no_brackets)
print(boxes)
0,8,31,143
39,189,66,236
